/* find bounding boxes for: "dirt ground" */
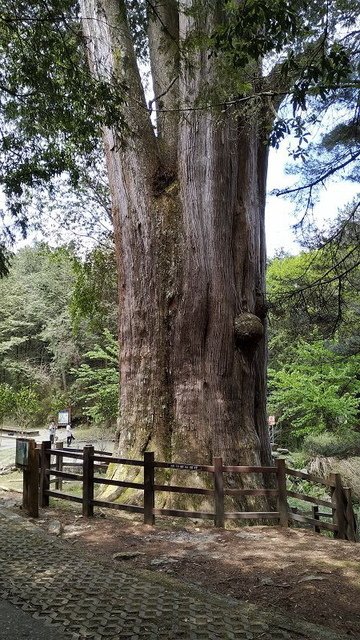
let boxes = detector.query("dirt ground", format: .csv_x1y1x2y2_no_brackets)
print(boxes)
1,489,359,638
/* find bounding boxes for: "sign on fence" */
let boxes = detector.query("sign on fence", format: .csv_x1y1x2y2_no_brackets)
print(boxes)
15,439,29,468
166,463,202,470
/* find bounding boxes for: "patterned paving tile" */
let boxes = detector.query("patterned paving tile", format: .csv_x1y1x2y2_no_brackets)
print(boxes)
0,510,349,640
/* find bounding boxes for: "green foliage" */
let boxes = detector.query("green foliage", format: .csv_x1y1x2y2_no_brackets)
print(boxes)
0,384,46,429
210,0,358,146
267,208,360,404
11,386,42,429
0,244,79,389
0,0,127,200
267,212,360,452
0,383,15,422
0,0,128,260
268,340,360,444
211,0,306,66
0,243,119,427
70,244,118,336
72,330,119,426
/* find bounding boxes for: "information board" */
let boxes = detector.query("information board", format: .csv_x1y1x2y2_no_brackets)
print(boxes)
16,439,29,468
58,409,71,426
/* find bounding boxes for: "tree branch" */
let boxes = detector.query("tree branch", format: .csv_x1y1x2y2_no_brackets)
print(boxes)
274,150,360,196
147,0,179,171
80,0,156,160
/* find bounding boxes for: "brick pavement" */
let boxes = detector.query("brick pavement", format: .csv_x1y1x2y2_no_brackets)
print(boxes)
0,509,350,640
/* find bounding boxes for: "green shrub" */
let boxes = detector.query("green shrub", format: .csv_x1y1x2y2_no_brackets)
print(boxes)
0,383,15,422
268,340,360,446
303,431,360,458
71,330,119,427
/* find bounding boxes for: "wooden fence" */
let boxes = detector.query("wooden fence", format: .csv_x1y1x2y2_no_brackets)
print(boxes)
20,440,358,542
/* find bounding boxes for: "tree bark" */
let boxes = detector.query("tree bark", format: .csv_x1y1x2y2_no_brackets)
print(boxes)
80,0,273,501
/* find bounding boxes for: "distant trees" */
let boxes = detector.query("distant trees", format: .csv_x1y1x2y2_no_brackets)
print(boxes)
0,243,118,429
0,245,78,389
267,209,360,449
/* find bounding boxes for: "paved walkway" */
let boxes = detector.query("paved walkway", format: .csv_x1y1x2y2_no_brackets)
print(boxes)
0,509,350,640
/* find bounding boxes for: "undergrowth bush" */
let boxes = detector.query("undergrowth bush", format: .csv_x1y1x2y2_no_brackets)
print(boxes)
303,431,360,458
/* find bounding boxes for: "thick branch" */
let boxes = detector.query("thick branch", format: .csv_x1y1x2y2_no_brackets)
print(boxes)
80,0,156,169
147,0,179,172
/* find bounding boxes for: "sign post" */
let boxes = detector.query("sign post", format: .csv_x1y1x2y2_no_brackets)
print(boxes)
268,415,276,444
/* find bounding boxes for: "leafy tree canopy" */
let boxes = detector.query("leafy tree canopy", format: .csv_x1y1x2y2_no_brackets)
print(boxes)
0,0,358,264
268,203,360,356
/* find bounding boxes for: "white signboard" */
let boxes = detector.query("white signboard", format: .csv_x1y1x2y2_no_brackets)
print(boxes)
58,409,70,426
268,415,276,426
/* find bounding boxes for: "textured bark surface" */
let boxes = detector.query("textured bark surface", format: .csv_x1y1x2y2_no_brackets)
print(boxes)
81,0,273,500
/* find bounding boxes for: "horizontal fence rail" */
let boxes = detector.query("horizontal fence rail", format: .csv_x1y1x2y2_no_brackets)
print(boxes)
17,439,358,542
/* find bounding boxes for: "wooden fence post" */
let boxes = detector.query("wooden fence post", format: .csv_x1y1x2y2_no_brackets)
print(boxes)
27,440,39,518
330,473,347,540
213,457,225,528
143,451,155,525
312,505,320,534
343,487,358,542
21,439,38,516
39,440,51,507
22,453,29,512
55,441,63,491
83,445,94,517
276,458,289,527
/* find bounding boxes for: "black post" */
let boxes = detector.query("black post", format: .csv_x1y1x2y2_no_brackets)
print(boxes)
330,473,347,540
39,441,51,507
83,445,94,517
344,487,358,542
27,441,39,518
55,441,63,491
214,457,225,528
312,505,320,534
276,458,289,527
143,451,155,525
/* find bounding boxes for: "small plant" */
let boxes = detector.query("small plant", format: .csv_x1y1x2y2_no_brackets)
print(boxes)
72,330,119,427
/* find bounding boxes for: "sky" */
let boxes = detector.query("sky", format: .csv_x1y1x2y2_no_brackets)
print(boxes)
3,132,358,258
8,161,359,258
265,144,359,257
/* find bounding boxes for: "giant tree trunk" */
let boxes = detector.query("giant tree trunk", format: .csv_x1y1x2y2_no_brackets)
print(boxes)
81,0,273,499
